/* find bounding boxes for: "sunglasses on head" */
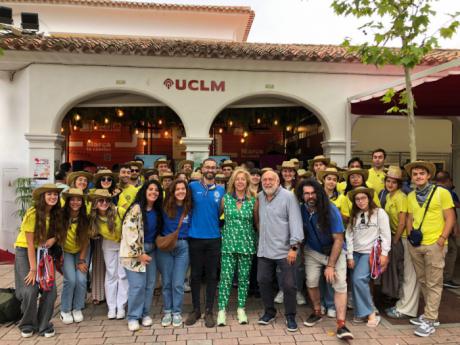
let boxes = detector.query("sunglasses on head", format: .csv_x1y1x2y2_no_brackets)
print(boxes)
101,177,113,182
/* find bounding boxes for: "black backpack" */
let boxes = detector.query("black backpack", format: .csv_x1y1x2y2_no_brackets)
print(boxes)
0,288,22,324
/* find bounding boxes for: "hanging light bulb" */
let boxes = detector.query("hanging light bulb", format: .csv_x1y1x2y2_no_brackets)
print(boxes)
164,130,169,137
135,128,139,135
286,125,292,131
93,125,98,130
240,138,245,144
60,127,64,133
104,117,109,124
229,120,233,127
101,134,106,139
257,118,261,124
218,128,223,134
116,109,124,117
87,139,92,144
243,131,248,138
274,120,278,126
158,119,163,125
179,139,183,145
142,140,147,146
74,114,81,121
73,125,78,131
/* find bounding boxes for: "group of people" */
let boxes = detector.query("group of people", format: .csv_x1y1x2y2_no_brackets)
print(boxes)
13,149,458,341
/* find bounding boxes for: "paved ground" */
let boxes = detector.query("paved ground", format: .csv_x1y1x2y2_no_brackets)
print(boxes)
1,264,460,345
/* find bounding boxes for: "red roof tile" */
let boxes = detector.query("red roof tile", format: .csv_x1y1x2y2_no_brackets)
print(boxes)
1,36,459,65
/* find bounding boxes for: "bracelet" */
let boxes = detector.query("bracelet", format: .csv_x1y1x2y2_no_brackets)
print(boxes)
78,259,86,264
326,264,335,268
440,235,447,240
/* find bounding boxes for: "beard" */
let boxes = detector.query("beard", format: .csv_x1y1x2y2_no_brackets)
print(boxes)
263,185,277,196
205,171,215,180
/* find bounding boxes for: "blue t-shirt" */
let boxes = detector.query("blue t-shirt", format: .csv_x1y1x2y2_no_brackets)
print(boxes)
189,181,225,239
301,202,344,254
162,206,191,239
144,209,158,243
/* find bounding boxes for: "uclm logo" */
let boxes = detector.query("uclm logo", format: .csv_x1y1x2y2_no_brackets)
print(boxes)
163,78,225,92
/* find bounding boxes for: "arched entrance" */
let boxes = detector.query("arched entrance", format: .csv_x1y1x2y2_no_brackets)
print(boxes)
60,91,186,170
209,95,326,168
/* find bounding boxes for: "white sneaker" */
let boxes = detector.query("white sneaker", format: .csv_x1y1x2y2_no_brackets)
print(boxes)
21,330,33,338
107,310,116,319
116,309,126,320
128,320,140,332
161,313,172,327
142,316,153,327
296,291,307,305
60,311,74,324
183,281,191,292
320,305,326,315
327,308,337,318
274,291,284,304
72,310,84,323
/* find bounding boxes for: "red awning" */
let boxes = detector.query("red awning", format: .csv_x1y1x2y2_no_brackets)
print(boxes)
351,68,460,116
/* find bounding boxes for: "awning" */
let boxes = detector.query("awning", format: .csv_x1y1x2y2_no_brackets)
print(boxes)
350,62,460,116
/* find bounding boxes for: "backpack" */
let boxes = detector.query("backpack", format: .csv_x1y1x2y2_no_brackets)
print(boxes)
0,288,22,324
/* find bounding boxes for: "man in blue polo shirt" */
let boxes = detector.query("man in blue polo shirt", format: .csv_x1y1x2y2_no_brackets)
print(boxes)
297,179,353,341
185,158,225,328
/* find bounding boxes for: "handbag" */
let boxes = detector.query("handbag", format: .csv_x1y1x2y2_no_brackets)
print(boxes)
369,236,382,280
36,247,55,292
155,210,186,252
408,186,437,247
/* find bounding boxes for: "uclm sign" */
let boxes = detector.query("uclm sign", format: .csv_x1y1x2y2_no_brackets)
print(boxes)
164,78,225,92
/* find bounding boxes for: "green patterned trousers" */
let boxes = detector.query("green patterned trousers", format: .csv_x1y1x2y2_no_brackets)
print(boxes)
218,253,252,310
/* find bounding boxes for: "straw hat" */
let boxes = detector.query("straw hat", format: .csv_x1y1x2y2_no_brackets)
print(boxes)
66,171,93,186
93,169,118,183
215,173,227,181
32,183,64,201
159,172,174,181
281,161,296,170
343,167,369,181
88,189,113,201
61,188,86,201
317,167,341,183
385,165,403,180
347,186,375,201
178,160,194,170
190,171,202,180
126,161,143,170
154,158,170,169
308,155,331,167
221,160,237,169
297,169,313,178
404,160,436,177
290,158,299,163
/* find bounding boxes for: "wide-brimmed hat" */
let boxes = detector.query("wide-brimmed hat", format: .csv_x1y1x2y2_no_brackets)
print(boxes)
93,169,118,183
66,171,93,186
61,188,87,201
154,158,170,169
178,160,194,171
297,169,313,178
385,166,403,180
343,167,369,181
215,173,227,181
190,171,202,180
308,155,331,167
88,189,113,201
126,161,143,170
221,160,237,169
404,160,436,177
32,183,64,201
281,161,296,170
317,167,341,183
159,172,174,181
347,186,375,202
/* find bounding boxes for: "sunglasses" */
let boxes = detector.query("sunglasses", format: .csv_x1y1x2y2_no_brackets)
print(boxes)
130,169,139,173
97,199,110,204
360,213,366,225
101,177,113,182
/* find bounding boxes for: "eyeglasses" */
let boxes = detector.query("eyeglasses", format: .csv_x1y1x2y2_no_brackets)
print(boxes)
101,177,113,182
130,169,139,173
303,192,316,197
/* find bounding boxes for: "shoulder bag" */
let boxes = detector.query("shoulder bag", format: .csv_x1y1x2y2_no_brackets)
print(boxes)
408,186,437,247
155,210,186,252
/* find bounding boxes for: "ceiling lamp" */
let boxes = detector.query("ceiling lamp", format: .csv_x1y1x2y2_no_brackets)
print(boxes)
256,118,261,124
101,134,106,139
116,109,124,117
74,114,81,121
218,128,223,134
104,117,109,124
240,138,245,143
243,131,248,138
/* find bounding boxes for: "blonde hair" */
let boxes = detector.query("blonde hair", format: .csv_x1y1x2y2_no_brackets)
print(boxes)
88,199,117,238
227,168,255,198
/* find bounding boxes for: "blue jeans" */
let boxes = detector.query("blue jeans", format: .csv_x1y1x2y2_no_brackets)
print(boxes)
352,252,373,318
124,243,157,321
320,273,336,311
61,251,88,312
156,239,189,314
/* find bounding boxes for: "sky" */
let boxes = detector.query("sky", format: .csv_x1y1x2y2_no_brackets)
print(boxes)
151,0,460,48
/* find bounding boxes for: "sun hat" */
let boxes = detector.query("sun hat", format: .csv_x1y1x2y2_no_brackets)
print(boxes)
281,161,296,170
317,167,341,183
178,160,194,170
404,160,436,177
221,160,237,169
347,186,375,202
32,183,64,201
61,188,86,201
385,166,404,180
66,171,93,186
343,167,369,181
297,169,313,178
127,161,144,170
159,172,174,181
93,169,118,183
88,189,113,201
308,155,331,169
190,171,202,180
215,173,227,181
153,158,170,170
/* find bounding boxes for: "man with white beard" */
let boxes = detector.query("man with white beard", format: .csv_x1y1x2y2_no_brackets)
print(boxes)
256,170,304,332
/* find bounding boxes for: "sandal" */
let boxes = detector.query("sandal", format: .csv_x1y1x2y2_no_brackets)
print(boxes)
366,315,381,328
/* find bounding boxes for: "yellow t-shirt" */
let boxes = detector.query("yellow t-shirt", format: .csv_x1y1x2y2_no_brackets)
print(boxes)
14,208,49,249
408,186,454,246
342,188,381,218
61,197,92,215
337,181,346,195
385,190,408,238
64,222,80,254
367,168,386,195
118,185,140,211
98,214,122,242
330,193,348,218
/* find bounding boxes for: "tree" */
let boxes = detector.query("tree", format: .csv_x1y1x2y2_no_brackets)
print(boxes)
331,0,459,161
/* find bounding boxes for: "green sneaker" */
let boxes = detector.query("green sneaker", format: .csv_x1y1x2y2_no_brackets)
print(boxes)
217,310,226,326
237,308,248,324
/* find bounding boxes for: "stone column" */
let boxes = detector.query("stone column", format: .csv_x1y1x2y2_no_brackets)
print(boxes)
24,133,65,183
182,137,213,167
451,118,460,189
321,139,347,167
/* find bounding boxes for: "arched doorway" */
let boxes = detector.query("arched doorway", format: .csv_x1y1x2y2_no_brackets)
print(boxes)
209,95,325,168
60,91,186,170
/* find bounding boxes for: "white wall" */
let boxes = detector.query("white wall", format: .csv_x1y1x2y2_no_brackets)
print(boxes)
0,70,30,251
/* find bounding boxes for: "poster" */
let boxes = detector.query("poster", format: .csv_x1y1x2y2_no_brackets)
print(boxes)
33,158,50,179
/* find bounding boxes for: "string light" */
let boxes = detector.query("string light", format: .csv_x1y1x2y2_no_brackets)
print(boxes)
142,140,147,146
74,114,81,121
135,129,139,135
73,125,78,131
158,119,163,125
116,109,124,117
274,120,278,126
104,118,109,124
257,118,261,124
240,138,245,143
93,125,98,130
286,126,292,131
218,128,223,134
87,139,92,144
164,130,169,137
229,120,233,127
243,131,248,138
101,134,106,139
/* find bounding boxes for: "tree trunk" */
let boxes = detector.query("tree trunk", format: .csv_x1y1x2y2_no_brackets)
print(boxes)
404,66,417,162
